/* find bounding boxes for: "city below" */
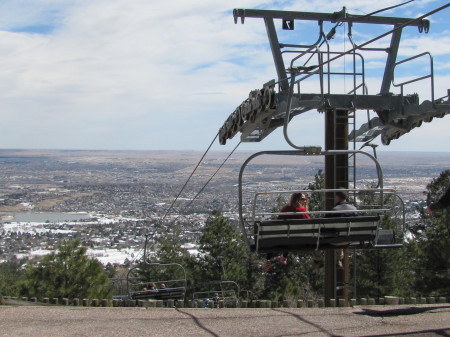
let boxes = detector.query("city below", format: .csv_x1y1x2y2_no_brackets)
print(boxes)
1,149,449,265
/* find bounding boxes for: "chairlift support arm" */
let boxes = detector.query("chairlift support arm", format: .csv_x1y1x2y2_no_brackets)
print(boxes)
233,8,428,27
220,5,450,148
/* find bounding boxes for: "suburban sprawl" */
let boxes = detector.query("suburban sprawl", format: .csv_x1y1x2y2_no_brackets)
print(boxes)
1,149,449,266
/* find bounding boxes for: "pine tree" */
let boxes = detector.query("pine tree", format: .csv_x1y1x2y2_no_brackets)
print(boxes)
20,240,111,300
196,211,249,291
354,189,414,298
307,169,325,213
0,257,22,297
410,170,450,297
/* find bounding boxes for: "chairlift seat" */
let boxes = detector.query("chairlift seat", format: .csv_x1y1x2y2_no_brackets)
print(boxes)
374,229,403,249
131,287,186,300
193,290,238,307
376,229,395,245
127,263,187,302
252,216,381,252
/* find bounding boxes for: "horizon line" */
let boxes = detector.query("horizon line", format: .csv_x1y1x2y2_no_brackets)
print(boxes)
1,148,450,154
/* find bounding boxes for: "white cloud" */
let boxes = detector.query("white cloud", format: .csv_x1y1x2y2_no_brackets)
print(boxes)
0,0,448,151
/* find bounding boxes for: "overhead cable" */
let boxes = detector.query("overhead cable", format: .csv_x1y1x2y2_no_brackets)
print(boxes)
292,2,448,82
161,132,219,221
318,3,450,70
358,0,415,19
169,141,241,225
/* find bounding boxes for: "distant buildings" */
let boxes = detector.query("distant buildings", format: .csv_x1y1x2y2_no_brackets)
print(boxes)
1,149,448,265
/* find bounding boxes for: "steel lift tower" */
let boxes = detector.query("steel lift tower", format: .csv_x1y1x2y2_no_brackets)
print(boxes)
219,4,450,306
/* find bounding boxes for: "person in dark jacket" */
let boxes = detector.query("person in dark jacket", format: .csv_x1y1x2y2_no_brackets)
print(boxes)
427,186,450,215
331,190,357,217
323,190,357,268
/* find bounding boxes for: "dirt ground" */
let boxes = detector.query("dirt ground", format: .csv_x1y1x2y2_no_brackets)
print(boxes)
0,304,449,337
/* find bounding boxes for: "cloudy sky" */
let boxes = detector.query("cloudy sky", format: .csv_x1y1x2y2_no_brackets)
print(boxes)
0,0,449,153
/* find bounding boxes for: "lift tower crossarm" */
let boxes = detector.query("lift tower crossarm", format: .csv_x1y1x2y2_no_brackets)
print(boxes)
233,8,429,27
219,4,450,147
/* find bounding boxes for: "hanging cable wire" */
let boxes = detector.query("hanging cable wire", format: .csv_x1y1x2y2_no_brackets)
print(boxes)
161,132,219,222
285,2,447,92
168,141,241,225
358,0,415,19
133,132,218,264
313,3,449,78
133,140,241,264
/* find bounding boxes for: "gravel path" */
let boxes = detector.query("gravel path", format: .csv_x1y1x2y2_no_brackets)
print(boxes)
0,305,449,337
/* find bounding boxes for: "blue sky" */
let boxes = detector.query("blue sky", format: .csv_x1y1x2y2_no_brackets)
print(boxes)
0,0,449,153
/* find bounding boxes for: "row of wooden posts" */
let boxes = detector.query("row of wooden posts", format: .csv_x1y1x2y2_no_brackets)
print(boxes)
3,296,448,308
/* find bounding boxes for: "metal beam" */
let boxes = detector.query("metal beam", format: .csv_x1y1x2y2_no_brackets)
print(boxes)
234,92,450,144
234,8,428,27
380,26,402,94
264,18,289,92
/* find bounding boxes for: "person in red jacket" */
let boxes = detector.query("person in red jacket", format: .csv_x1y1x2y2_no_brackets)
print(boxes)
262,193,310,271
278,192,311,220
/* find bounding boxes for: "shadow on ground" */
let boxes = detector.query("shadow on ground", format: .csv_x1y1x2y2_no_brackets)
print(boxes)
363,328,450,337
355,306,450,317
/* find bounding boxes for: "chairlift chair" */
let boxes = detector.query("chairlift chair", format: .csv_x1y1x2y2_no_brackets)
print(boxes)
127,262,187,302
238,150,405,254
193,280,240,307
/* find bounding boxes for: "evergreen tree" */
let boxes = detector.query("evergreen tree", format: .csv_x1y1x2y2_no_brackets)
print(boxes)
354,189,414,298
307,169,325,213
409,170,450,297
261,252,320,302
196,211,249,291
354,247,415,298
0,257,22,297
20,240,111,300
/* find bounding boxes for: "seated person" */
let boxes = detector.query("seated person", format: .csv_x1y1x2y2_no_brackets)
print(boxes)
149,282,157,291
213,293,220,308
312,191,359,271
262,193,310,271
330,190,357,217
278,192,311,219
329,190,357,265
159,283,166,289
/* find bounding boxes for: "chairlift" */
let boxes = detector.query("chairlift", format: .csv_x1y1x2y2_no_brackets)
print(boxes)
193,280,240,307
239,289,256,302
238,150,405,253
127,262,187,303
110,277,129,301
